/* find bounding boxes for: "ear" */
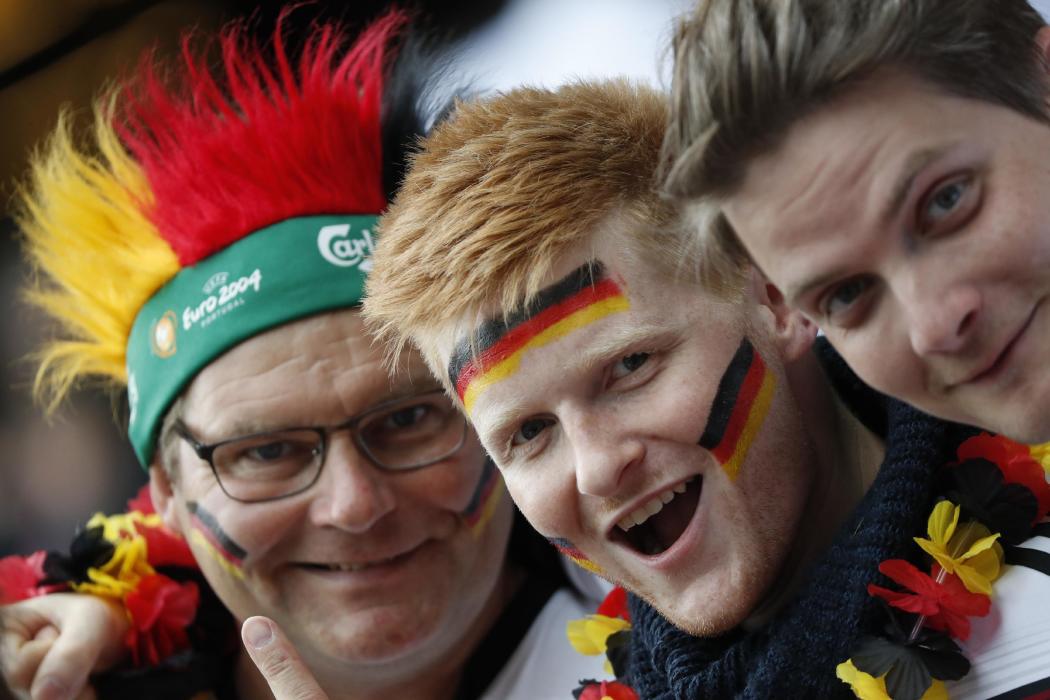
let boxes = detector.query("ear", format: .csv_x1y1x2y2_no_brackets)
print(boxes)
1037,26,1050,69
749,269,817,362
149,464,183,534
1037,26,1050,107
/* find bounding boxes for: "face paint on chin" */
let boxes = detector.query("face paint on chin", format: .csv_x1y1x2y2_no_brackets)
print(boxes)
187,501,246,580
698,338,777,480
547,537,604,576
447,260,630,414
462,459,505,537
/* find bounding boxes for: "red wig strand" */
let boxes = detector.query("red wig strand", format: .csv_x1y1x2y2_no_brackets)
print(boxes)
118,9,406,265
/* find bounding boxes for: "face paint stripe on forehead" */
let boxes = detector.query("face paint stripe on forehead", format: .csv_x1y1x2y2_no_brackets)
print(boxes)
187,501,246,579
548,537,603,575
698,339,777,480
448,260,609,388
448,261,629,413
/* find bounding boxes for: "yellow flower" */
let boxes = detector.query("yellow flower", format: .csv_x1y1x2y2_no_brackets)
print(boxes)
72,535,155,599
567,614,631,656
836,660,947,700
914,501,1002,595
1028,441,1050,477
87,511,163,541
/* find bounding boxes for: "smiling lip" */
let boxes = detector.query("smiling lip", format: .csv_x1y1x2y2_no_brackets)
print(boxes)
961,301,1039,386
296,541,427,578
605,476,697,539
606,475,706,569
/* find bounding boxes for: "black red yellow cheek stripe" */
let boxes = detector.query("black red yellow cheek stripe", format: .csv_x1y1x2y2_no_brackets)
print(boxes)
697,338,777,480
187,501,246,579
549,537,603,575
447,261,630,413
462,459,504,536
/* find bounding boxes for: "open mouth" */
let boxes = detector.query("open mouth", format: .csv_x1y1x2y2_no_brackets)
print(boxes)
611,477,702,557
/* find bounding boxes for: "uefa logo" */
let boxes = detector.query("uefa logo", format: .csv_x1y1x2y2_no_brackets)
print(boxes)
150,310,178,358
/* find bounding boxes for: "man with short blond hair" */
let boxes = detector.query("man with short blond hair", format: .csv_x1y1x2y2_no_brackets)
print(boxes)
355,76,1050,700
661,0,1050,447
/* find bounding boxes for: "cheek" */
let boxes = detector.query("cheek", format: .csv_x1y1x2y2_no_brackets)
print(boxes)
179,489,300,580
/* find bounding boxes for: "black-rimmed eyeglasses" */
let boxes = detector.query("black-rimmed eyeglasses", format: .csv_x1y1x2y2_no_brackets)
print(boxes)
173,389,468,503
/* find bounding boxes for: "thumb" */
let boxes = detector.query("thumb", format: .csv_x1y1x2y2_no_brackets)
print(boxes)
241,617,328,700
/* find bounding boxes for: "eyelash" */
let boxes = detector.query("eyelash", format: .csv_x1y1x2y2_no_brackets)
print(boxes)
501,346,665,461
916,173,978,235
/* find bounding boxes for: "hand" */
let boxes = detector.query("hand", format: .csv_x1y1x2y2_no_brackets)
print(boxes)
241,617,329,700
1,594,127,700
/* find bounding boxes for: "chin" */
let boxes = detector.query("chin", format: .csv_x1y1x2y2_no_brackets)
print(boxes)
647,580,764,638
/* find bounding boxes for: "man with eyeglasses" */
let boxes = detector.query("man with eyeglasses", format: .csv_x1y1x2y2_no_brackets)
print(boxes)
0,13,604,700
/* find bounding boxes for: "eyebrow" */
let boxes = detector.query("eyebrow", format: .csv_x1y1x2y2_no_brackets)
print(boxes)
475,321,676,451
201,378,442,440
785,144,955,306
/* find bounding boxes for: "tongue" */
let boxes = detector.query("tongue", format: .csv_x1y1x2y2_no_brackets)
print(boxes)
631,478,702,556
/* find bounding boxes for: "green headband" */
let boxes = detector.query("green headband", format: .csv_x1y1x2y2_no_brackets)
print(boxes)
125,214,378,465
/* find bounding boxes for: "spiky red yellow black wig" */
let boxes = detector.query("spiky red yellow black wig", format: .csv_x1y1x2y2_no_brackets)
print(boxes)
21,8,428,415
118,9,405,265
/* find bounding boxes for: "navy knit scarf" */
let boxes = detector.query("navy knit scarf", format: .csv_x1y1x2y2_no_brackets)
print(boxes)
626,340,976,699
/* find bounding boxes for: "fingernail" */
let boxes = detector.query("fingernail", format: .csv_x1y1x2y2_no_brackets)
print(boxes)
244,617,273,649
32,677,67,700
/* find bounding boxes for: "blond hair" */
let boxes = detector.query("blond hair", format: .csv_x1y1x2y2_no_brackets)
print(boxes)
663,0,1048,274
18,100,179,413
366,79,722,372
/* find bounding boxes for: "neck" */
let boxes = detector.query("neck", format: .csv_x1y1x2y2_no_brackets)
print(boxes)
234,562,524,700
744,347,884,628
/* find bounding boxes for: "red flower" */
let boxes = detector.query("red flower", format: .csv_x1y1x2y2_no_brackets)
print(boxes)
576,680,639,700
958,434,1050,519
133,520,198,569
126,484,156,515
0,552,61,603
868,559,990,640
124,574,199,666
596,586,631,622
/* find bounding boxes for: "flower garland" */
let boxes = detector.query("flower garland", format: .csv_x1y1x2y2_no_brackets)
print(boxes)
0,486,206,666
837,434,1050,700
567,586,640,700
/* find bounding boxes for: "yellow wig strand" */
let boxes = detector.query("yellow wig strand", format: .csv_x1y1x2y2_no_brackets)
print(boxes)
18,98,180,412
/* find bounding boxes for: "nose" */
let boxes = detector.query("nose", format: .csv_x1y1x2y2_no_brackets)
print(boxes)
905,281,982,357
307,434,396,532
568,409,644,498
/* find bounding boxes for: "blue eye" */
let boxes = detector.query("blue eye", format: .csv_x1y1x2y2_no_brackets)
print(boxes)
918,175,977,234
512,418,554,446
611,352,650,379
822,276,874,319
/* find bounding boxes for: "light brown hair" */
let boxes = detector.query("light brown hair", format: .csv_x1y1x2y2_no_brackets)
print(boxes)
663,0,1049,272
365,80,725,375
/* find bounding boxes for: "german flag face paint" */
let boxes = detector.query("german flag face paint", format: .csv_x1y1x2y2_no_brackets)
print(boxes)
548,537,603,575
462,459,505,537
698,339,777,480
447,261,630,414
187,501,246,580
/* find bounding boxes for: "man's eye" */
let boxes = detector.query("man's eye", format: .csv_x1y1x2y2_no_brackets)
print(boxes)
511,417,554,446
245,441,302,461
384,406,427,429
822,277,874,319
918,175,975,233
611,352,650,379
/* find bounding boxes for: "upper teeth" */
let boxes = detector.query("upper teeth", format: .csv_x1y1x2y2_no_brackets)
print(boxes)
617,480,689,532
325,563,370,572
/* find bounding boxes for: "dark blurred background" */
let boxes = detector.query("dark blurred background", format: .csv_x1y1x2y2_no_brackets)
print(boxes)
0,0,694,557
